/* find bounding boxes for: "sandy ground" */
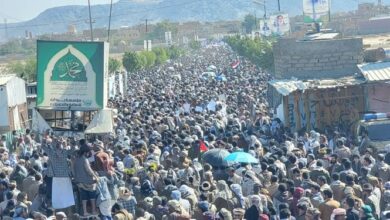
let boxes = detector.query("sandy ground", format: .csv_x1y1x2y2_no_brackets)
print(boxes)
362,34,390,49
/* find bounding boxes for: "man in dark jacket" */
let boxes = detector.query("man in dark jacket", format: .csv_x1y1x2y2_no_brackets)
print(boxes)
345,196,359,220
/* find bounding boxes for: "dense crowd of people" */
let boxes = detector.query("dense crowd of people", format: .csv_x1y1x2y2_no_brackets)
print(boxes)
0,44,390,220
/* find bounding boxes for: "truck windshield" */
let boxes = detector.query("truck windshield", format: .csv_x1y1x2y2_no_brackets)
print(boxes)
367,123,390,141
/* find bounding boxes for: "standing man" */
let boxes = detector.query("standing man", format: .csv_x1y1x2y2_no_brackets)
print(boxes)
318,189,340,220
42,137,75,210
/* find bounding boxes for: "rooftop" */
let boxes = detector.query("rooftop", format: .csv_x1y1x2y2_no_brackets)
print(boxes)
269,75,365,96
358,61,390,82
0,74,17,86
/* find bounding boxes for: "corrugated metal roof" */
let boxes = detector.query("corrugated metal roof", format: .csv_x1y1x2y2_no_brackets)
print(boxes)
0,75,16,86
269,80,308,96
269,76,365,96
358,62,390,82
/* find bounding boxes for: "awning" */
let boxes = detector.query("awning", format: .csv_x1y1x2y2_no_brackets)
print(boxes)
32,108,51,135
85,108,114,134
269,76,365,96
268,80,308,96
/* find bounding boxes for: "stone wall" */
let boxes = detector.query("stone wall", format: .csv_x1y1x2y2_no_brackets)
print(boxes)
273,38,363,79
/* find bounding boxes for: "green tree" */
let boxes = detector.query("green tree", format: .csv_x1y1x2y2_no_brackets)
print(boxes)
225,35,275,71
242,14,257,34
109,57,121,74
7,57,37,82
122,52,142,73
139,51,156,68
153,48,169,65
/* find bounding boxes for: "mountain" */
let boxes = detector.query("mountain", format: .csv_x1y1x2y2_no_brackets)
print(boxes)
1,0,389,40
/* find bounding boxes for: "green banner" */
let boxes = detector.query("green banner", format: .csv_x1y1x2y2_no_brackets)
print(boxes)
37,40,108,110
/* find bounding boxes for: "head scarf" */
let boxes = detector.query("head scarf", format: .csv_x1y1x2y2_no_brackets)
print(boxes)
291,187,305,216
179,185,195,198
215,180,232,200
250,195,263,212
361,205,374,218
231,184,246,209
171,190,181,201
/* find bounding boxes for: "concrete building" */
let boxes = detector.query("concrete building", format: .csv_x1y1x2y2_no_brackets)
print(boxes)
273,35,364,80
269,33,369,133
269,37,390,134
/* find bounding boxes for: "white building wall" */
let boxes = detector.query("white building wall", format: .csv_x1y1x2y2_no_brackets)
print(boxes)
0,85,9,127
6,77,27,106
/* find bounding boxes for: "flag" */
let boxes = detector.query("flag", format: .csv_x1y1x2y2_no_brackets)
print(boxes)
231,60,240,69
199,140,208,152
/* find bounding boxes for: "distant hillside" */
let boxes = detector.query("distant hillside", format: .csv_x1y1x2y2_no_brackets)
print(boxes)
0,0,389,40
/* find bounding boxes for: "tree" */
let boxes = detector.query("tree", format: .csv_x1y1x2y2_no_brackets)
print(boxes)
242,14,257,34
7,57,37,82
109,57,121,74
139,51,156,68
225,35,275,71
122,52,142,73
153,48,169,65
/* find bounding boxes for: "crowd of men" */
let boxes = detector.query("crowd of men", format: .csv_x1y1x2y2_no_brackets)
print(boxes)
0,44,390,220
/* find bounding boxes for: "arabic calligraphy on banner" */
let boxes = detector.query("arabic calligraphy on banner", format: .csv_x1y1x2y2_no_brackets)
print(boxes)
37,40,109,110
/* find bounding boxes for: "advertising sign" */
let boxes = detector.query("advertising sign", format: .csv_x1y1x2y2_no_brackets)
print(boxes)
259,19,272,37
303,0,330,23
254,14,290,37
37,40,109,110
270,14,290,36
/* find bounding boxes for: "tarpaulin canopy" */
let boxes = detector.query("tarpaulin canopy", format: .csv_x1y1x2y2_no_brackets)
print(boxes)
32,108,52,135
85,108,114,134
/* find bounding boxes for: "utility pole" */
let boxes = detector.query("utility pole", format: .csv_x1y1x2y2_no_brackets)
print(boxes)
107,0,113,42
277,0,281,12
88,0,94,41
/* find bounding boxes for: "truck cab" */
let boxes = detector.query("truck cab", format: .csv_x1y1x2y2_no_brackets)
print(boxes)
357,113,390,152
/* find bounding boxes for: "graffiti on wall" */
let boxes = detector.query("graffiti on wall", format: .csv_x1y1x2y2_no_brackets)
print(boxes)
286,87,363,133
312,88,363,132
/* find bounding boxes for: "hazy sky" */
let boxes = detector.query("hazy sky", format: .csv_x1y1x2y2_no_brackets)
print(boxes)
0,0,120,23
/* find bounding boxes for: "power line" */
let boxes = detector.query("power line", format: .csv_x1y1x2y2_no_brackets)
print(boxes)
1,0,203,31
